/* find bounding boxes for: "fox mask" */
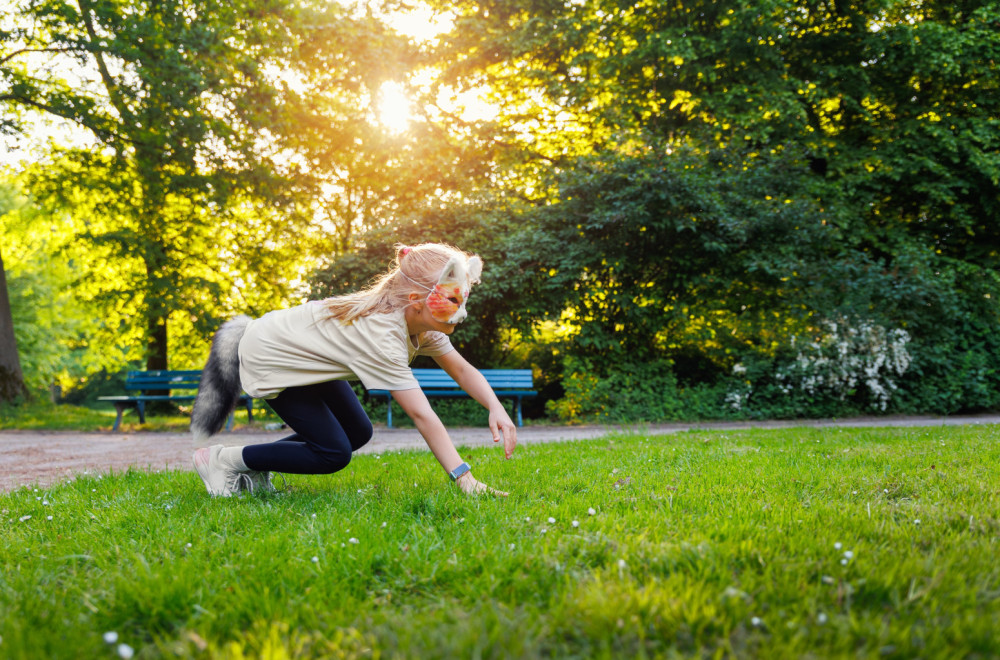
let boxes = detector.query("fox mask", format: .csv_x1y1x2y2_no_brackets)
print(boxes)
425,255,483,324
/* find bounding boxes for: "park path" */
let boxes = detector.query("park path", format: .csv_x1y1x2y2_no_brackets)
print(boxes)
1,413,998,492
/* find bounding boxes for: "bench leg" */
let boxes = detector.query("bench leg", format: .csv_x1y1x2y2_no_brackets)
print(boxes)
226,411,235,431
515,397,523,427
245,398,254,424
136,401,147,425
386,395,393,429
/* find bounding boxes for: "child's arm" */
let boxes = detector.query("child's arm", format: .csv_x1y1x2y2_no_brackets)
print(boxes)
391,387,508,496
432,350,518,459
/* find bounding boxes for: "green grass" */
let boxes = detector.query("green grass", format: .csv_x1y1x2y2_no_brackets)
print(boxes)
0,398,268,432
2,425,999,659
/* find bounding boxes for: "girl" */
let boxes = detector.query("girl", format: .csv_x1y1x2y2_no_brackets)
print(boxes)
190,243,516,498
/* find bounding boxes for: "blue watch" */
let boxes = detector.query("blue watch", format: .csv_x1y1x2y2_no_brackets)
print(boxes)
449,462,471,481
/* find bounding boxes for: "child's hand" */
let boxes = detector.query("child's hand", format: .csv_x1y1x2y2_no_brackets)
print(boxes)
456,472,508,497
489,407,518,459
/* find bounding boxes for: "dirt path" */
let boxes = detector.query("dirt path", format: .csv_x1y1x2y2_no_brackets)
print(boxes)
2,414,998,492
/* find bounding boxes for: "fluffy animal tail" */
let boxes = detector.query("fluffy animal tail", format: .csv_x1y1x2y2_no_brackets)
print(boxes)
191,315,251,442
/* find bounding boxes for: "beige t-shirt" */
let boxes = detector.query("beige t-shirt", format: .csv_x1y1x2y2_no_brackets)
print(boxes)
238,302,453,398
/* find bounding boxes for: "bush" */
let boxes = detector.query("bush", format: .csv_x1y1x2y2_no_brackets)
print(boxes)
546,357,686,423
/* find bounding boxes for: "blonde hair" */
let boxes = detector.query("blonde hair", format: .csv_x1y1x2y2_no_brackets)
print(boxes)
323,243,477,323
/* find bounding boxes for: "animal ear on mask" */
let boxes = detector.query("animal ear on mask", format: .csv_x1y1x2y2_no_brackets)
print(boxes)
436,256,464,286
467,256,483,284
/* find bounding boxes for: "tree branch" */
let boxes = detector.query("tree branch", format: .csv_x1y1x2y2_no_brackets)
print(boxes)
74,0,134,126
1,47,83,66
0,92,130,147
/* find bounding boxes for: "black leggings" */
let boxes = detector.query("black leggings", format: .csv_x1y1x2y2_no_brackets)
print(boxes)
242,380,374,474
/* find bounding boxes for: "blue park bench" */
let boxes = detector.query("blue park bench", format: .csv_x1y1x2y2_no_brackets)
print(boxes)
98,370,253,432
368,368,537,428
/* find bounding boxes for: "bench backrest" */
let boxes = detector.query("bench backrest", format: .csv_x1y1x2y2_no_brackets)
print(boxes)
125,370,203,391
411,368,534,391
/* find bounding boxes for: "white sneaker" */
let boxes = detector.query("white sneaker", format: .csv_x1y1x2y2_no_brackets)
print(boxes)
193,445,252,497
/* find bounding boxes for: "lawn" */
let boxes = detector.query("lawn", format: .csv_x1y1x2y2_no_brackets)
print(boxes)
2,424,998,659
0,399,264,432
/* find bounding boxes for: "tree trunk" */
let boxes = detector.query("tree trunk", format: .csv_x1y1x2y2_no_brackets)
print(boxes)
0,246,28,402
146,315,168,372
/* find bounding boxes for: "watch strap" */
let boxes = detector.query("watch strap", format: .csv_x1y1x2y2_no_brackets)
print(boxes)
449,462,471,481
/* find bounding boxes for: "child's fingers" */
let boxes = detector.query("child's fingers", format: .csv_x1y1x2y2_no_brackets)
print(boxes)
503,425,517,459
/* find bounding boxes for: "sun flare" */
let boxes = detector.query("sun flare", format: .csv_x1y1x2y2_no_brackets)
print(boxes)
376,81,413,134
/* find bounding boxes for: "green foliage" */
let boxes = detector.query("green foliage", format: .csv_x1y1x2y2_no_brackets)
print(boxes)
2,425,999,657
2,0,328,371
415,0,1000,420
4,0,999,419
308,204,529,368
546,357,683,423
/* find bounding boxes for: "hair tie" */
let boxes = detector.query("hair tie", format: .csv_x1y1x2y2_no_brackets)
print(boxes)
400,247,412,256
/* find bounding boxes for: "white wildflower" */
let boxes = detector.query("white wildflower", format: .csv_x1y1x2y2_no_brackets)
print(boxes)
751,617,762,627
349,537,359,544
588,508,596,516
572,520,579,528
117,643,134,659
547,517,556,524
103,632,118,644
311,556,319,563
834,542,842,550
817,612,828,624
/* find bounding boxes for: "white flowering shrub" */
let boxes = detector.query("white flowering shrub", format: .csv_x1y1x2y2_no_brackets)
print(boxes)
726,317,913,415
775,318,912,411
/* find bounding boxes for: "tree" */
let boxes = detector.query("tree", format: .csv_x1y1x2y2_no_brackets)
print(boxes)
0,244,28,402
429,0,1000,262
0,183,27,402
2,0,313,370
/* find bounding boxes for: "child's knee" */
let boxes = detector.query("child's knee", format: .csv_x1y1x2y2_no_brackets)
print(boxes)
351,420,374,451
316,446,352,473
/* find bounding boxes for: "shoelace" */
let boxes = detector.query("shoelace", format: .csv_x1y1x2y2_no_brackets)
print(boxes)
227,472,255,495
236,470,286,494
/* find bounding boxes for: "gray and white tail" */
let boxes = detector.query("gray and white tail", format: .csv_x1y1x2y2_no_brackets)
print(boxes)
191,315,251,442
